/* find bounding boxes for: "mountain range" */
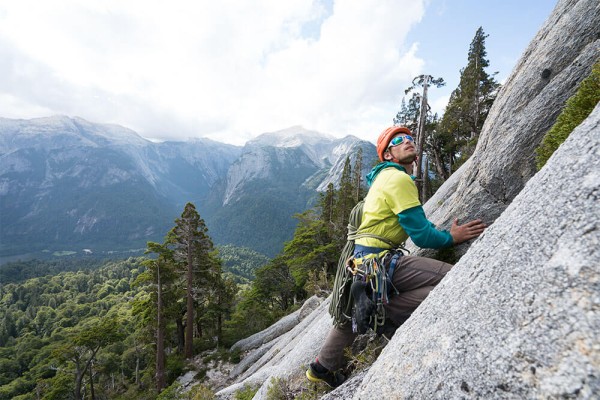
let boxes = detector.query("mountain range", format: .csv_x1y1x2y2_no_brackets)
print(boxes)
0,116,377,259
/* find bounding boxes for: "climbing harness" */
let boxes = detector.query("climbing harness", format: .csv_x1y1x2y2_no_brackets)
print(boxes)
328,199,409,332
345,250,405,334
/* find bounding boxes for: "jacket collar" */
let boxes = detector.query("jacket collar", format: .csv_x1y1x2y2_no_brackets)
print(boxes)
366,162,413,187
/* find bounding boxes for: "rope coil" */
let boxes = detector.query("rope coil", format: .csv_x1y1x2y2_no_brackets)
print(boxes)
329,200,405,329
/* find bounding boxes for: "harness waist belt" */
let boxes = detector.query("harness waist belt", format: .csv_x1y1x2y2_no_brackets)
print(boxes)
354,244,388,257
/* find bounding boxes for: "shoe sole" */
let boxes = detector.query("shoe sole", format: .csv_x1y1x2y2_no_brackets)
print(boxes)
306,369,335,388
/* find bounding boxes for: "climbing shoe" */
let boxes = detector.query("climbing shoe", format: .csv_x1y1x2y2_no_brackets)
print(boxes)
306,362,346,388
351,280,376,334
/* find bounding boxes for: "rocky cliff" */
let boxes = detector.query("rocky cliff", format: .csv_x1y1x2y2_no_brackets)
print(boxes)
409,0,600,260
215,0,600,398
0,119,375,258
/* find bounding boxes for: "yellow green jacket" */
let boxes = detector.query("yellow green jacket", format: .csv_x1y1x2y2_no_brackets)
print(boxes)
355,162,453,249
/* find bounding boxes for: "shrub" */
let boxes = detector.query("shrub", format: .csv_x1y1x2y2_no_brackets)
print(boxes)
536,62,600,169
233,383,260,400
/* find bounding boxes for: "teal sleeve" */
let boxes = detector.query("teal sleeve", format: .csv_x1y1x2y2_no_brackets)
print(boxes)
398,206,454,249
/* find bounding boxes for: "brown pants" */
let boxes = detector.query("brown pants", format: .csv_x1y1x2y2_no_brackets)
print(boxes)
317,255,452,371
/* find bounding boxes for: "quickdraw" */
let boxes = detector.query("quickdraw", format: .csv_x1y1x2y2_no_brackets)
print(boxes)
345,251,401,333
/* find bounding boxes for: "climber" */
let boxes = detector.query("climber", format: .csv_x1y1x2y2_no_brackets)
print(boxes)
306,126,487,388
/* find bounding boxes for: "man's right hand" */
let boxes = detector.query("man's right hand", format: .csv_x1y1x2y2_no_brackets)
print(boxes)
450,218,486,244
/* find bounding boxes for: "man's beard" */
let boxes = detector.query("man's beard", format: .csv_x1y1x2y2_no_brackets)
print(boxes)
396,153,417,164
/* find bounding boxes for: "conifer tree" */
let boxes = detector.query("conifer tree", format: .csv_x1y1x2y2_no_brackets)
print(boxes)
334,156,354,244
319,182,335,235
141,242,177,392
284,210,338,288
439,27,500,169
393,94,421,131
168,202,213,359
353,147,365,202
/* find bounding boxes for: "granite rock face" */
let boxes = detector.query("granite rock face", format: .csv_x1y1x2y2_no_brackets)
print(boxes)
216,298,334,399
214,0,600,398
230,296,321,355
347,102,600,399
409,0,600,260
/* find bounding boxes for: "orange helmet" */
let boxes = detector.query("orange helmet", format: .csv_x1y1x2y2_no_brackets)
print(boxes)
376,126,412,161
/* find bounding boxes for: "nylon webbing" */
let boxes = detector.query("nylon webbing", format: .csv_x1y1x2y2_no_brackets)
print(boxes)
329,200,400,327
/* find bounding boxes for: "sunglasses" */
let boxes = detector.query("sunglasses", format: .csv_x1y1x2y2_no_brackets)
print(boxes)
388,135,414,148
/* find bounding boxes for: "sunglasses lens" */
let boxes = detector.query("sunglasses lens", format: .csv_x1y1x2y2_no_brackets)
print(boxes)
390,134,414,147
390,136,403,146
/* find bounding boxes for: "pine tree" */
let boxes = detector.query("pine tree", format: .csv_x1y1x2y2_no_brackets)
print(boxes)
352,147,364,202
141,242,177,392
393,94,421,131
168,202,213,359
439,27,500,169
334,157,355,244
319,183,335,236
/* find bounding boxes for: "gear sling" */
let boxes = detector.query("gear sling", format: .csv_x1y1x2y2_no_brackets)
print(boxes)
328,200,406,334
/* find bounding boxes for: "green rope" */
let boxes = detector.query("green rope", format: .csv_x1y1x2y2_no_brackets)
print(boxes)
328,200,397,328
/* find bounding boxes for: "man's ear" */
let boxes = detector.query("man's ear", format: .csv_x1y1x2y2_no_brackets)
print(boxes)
383,150,392,161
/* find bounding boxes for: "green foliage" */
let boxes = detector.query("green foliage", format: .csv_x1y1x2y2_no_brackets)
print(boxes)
233,384,260,400
536,61,600,169
0,258,146,399
266,377,293,400
0,258,107,284
343,335,388,374
284,211,338,290
394,94,421,131
253,257,297,310
217,245,270,283
221,286,281,346
165,354,187,385
189,383,216,400
157,381,183,400
438,27,500,173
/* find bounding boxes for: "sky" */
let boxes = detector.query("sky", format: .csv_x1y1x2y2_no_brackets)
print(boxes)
0,0,558,145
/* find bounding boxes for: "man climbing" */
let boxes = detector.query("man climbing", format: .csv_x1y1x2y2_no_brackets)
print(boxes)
306,126,486,388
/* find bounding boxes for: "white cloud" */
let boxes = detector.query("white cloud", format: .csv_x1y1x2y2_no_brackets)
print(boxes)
429,94,450,117
0,0,427,144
